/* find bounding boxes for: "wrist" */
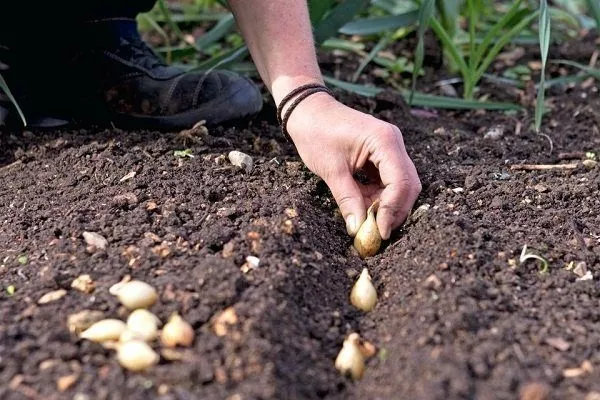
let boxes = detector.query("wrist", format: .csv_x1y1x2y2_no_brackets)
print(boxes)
271,75,325,105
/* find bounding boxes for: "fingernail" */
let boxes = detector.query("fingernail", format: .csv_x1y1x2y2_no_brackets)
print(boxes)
346,214,357,236
381,226,391,241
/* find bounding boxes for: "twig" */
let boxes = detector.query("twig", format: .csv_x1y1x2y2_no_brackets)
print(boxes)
558,151,585,160
510,163,578,171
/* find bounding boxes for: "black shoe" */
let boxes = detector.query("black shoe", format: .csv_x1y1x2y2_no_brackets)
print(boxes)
1,19,263,130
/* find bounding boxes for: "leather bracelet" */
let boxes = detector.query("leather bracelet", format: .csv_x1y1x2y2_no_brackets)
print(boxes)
276,83,333,141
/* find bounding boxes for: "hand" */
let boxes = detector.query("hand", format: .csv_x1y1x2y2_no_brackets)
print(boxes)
285,92,421,240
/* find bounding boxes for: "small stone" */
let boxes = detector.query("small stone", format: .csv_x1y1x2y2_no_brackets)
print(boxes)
545,337,570,351
57,374,78,392
451,187,464,193
533,184,549,193
38,289,67,304
423,274,443,291
573,261,587,277
484,125,505,140
82,232,108,250
222,242,235,258
519,382,550,400
228,150,253,173
576,271,593,281
212,307,238,337
146,201,158,211
408,204,430,224
284,208,298,218
582,159,597,170
71,275,95,294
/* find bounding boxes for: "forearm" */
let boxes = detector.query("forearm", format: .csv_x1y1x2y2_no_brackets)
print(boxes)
228,0,324,105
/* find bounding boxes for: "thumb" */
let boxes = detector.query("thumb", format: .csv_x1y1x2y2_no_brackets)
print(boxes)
325,173,366,237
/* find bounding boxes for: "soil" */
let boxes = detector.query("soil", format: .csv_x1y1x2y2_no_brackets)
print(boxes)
1,34,599,400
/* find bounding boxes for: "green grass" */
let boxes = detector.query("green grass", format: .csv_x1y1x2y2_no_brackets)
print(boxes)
131,0,598,114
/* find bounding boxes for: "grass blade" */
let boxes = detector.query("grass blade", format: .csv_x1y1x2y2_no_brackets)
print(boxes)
339,11,419,36
352,34,391,82
410,0,435,105
587,0,600,29
195,13,236,49
138,14,172,63
552,59,600,79
308,0,336,24
535,0,551,133
191,44,249,71
429,18,470,79
471,0,524,71
323,76,522,110
474,11,539,82
313,0,369,45
0,73,27,127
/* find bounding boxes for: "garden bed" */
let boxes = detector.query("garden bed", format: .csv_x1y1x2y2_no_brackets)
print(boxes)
1,37,599,399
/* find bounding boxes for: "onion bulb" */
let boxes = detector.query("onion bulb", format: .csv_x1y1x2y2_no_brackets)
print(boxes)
116,340,159,371
160,313,194,347
353,200,382,258
350,268,377,312
335,333,365,380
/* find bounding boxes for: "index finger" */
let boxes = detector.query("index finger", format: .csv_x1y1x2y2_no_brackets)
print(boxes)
370,128,421,240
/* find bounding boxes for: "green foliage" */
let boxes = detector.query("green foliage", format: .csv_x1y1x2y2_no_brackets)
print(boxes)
535,0,551,133
136,0,597,113
428,0,540,99
0,73,27,127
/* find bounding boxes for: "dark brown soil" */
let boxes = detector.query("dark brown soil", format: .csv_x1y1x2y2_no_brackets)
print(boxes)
1,37,599,400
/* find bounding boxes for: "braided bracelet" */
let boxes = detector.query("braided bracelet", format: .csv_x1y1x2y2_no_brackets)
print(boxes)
276,83,333,141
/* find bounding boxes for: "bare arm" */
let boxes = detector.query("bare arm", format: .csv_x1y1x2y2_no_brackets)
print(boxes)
228,0,421,240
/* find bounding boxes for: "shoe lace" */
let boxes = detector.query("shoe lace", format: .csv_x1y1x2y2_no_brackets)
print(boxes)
116,35,166,71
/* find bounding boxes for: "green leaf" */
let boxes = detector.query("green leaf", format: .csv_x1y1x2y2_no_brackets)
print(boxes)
352,34,391,82
308,0,336,24
535,0,551,133
587,0,600,29
195,13,236,49
6,285,15,296
410,0,435,105
17,255,28,265
0,72,27,127
338,11,419,36
429,18,470,79
192,44,249,71
313,0,369,45
552,59,600,79
174,149,195,158
471,1,524,72
323,76,522,110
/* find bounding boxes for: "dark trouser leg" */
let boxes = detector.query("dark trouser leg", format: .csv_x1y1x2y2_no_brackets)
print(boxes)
0,1,157,46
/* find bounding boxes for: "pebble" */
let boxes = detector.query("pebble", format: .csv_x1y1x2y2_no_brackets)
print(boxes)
82,231,108,250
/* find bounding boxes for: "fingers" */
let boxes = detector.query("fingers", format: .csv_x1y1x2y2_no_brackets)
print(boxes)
325,172,367,237
371,127,422,240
